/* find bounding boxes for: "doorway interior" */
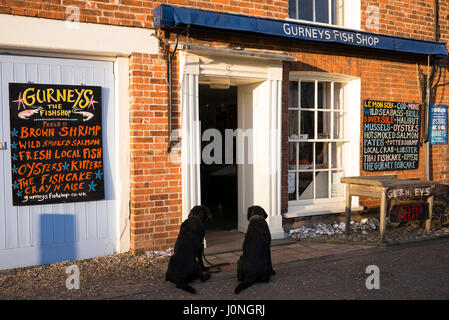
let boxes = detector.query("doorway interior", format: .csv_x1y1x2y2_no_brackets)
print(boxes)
199,84,238,232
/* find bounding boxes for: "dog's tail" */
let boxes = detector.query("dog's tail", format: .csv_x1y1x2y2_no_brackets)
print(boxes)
176,281,197,294
234,282,252,294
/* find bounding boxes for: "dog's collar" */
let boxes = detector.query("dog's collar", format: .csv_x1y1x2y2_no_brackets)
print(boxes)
249,215,264,222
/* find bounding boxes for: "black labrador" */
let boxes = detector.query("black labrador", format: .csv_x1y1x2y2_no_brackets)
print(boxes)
165,205,212,294
235,205,276,294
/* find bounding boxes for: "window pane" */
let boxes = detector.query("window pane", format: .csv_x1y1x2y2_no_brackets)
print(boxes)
334,82,342,110
288,172,297,200
289,142,298,169
300,110,314,139
289,110,299,138
298,142,313,168
289,81,299,108
300,82,314,108
289,0,298,19
316,142,329,168
315,171,329,198
318,82,332,109
331,170,345,197
318,111,331,139
298,172,314,200
331,142,343,169
333,111,343,139
316,0,329,23
298,0,314,21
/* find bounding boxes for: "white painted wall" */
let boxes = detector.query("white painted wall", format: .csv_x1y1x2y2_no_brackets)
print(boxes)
0,14,158,57
0,14,160,255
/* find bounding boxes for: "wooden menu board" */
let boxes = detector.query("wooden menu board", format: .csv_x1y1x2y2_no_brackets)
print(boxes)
362,100,420,172
9,83,104,206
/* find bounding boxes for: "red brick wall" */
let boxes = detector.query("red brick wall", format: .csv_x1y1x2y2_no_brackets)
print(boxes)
3,1,447,41
128,52,182,252
361,0,449,42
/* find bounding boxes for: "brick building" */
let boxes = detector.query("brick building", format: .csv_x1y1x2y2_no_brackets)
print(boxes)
0,0,448,269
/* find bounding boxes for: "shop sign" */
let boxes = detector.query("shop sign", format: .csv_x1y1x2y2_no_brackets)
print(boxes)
9,83,105,206
154,5,449,56
429,104,447,145
362,100,420,172
387,186,432,200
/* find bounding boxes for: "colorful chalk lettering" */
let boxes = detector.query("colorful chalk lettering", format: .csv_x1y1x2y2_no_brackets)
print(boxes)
429,104,447,145
389,202,429,223
362,100,421,172
9,83,105,206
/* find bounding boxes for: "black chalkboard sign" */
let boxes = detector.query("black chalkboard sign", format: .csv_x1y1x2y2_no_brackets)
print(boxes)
362,100,420,172
9,83,105,206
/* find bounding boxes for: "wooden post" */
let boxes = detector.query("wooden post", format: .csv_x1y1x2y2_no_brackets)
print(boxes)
345,184,351,236
426,195,434,234
379,188,387,242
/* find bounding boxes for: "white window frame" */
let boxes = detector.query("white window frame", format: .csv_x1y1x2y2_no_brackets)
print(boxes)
286,72,361,217
287,0,361,31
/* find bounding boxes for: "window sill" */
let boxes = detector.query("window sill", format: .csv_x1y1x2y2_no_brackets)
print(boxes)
284,200,363,218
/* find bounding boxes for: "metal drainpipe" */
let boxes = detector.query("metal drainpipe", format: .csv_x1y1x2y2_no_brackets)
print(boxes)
166,28,189,153
167,42,172,153
425,55,431,181
425,0,439,181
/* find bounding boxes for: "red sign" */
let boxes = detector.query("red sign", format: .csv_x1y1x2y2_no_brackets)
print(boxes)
389,203,429,223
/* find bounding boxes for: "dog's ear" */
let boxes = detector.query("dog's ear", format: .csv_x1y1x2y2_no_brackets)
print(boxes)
256,206,268,219
247,206,255,221
189,205,212,223
201,205,213,223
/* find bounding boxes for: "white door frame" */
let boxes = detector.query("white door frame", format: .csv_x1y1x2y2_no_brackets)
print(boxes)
179,50,285,239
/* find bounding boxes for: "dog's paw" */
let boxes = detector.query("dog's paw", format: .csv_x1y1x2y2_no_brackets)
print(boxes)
202,272,211,282
201,266,210,272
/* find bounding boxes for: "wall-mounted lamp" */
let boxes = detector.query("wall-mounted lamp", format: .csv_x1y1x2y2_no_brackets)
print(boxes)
209,78,230,90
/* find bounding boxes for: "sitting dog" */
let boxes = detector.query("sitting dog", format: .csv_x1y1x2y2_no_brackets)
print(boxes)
235,205,276,294
165,205,212,294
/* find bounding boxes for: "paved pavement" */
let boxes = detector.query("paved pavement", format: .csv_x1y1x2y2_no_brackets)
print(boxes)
1,235,448,301
204,241,375,273
101,238,449,300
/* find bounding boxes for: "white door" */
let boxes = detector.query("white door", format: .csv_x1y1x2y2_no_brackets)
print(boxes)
0,54,116,270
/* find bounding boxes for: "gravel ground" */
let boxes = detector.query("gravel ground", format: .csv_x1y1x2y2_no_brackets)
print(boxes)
288,218,449,245
0,252,167,300
1,220,448,300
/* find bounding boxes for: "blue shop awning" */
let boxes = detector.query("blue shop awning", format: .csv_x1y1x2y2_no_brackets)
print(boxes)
154,4,448,57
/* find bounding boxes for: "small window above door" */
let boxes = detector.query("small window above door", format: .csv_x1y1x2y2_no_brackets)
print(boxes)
288,0,345,26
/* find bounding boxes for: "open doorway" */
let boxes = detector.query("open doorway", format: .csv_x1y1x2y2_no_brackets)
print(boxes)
199,84,238,231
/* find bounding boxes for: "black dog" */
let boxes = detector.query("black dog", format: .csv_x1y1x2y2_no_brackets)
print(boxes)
235,205,275,294
165,205,212,294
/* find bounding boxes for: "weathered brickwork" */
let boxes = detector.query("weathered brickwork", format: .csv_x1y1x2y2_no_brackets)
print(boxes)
3,0,449,250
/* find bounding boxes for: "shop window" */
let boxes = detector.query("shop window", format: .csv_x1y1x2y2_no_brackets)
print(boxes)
288,0,344,26
288,78,348,203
